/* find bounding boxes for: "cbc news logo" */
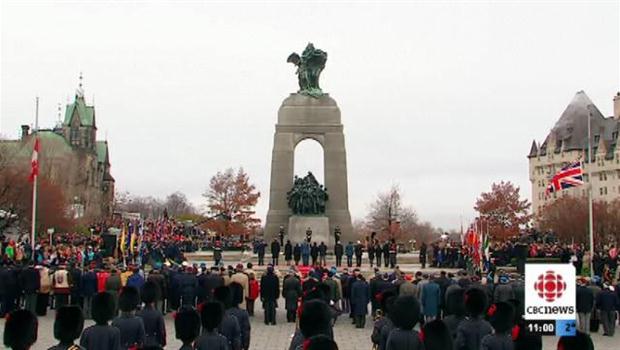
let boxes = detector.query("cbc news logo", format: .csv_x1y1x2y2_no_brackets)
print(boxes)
534,270,567,302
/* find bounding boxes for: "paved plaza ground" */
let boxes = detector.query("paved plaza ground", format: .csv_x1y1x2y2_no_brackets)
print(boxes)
1,297,617,350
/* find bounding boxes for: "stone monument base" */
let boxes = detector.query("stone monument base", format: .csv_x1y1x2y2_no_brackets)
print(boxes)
288,215,333,248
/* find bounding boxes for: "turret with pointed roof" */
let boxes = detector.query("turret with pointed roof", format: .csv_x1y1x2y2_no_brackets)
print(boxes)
528,90,620,216
62,74,97,150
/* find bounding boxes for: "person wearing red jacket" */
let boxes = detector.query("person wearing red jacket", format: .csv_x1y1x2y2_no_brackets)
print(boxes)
246,271,260,316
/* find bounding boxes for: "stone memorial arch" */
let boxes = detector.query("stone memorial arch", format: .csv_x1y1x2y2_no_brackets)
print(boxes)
264,93,353,245
265,44,353,249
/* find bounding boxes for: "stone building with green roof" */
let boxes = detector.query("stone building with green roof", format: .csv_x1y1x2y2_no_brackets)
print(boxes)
3,84,114,220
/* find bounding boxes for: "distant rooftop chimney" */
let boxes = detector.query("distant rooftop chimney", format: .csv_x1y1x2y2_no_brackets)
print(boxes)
21,125,30,139
614,92,620,120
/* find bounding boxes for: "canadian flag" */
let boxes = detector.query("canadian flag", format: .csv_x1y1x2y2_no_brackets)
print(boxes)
29,138,40,182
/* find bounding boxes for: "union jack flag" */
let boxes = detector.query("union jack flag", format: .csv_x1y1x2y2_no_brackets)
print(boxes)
546,161,584,194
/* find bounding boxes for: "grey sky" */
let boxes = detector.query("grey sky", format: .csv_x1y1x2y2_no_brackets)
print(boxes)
1,1,619,230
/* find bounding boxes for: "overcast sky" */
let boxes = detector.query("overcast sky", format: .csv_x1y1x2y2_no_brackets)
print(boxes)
1,1,619,230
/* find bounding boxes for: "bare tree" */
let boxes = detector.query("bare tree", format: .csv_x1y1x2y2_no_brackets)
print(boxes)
165,191,195,217
365,184,420,241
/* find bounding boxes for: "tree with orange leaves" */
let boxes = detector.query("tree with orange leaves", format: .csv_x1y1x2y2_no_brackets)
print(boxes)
474,181,531,239
202,167,261,239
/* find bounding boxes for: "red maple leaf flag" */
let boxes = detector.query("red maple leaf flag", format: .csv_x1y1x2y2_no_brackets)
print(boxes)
29,138,40,182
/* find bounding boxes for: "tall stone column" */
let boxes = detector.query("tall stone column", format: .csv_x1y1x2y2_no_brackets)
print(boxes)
265,93,353,244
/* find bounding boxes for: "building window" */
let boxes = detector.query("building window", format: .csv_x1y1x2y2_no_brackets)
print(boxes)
594,135,600,143
613,131,618,140
70,128,79,146
604,187,608,195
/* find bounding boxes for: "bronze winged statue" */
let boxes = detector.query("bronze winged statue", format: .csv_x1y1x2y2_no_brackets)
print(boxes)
287,43,327,98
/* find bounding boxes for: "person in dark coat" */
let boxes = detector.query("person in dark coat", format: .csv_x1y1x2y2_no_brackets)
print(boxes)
179,267,197,306
382,241,390,268
455,287,493,350
3,309,38,350
203,266,224,301
283,271,302,322
126,268,145,290
256,240,266,266
480,302,515,350
301,241,311,266
111,286,146,349
228,283,251,350
576,278,595,333
419,242,427,269
105,269,122,315
310,243,319,265
493,275,515,303
196,301,229,350
208,285,241,350
354,242,363,267
345,242,354,267
137,281,166,348
260,265,280,325
386,296,423,350
19,262,40,313
422,319,453,350
270,239,281,266
0,264,18,316
351,274,370,328
147,269,167,314
334,241,343,267
175,306,201,350
371,289,397,350
69,264,83,307
284,240,293,264
80,266,98,319
80,292,122,350
303,335,338,350
289,300,333,350
596,284,619,336
48,305,84,350
293,243,302,265
443,287,466,339
319,242,328,266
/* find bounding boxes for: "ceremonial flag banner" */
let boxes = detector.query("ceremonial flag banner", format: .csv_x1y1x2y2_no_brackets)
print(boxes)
29,138,40,182
545,161,584,194
120,225,127,254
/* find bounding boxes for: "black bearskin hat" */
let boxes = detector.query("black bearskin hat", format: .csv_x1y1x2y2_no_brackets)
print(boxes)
421,319,453,350
229,282,244,307
54,305,84,343
200,301,225,331
3,309,38,350
390,296,421,331
213,286,232,309
464,287,488,316
379,289,398,315
486,302,515,333
174,306,201,343
141,281,160,304
118,286,141,312
92,292,117,324
304,334,339,350
299,300,332,338
557,331,594,350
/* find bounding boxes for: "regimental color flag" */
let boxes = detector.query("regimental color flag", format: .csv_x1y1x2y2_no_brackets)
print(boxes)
29,138,40,182
546,161,584,194
119,224,127,254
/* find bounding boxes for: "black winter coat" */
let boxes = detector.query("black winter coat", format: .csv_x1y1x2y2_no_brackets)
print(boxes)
260,272,280,301
19,266,40,293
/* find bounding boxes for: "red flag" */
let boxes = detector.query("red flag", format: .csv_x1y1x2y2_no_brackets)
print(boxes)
29,138,40,182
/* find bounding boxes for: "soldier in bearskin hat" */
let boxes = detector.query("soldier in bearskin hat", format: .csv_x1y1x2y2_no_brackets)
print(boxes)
49,305,85,350
195,301,229,350
455,287,493,350
385,295,423,350
480,302,515,350
80,292,121,350
3,309,38,350
111,286,145,349
175,306,201,350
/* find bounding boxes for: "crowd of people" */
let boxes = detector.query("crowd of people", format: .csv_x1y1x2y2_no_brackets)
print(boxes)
1,254,617,350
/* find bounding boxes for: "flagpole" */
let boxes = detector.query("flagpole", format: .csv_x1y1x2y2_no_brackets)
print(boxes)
587,107,595,278
31,97,39,256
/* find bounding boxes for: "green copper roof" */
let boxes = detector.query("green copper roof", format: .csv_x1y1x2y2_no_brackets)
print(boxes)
63,95,95,127
96,141,108,163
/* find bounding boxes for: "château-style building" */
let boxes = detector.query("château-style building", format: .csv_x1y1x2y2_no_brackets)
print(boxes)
528,91,620,215
2,79,114,219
